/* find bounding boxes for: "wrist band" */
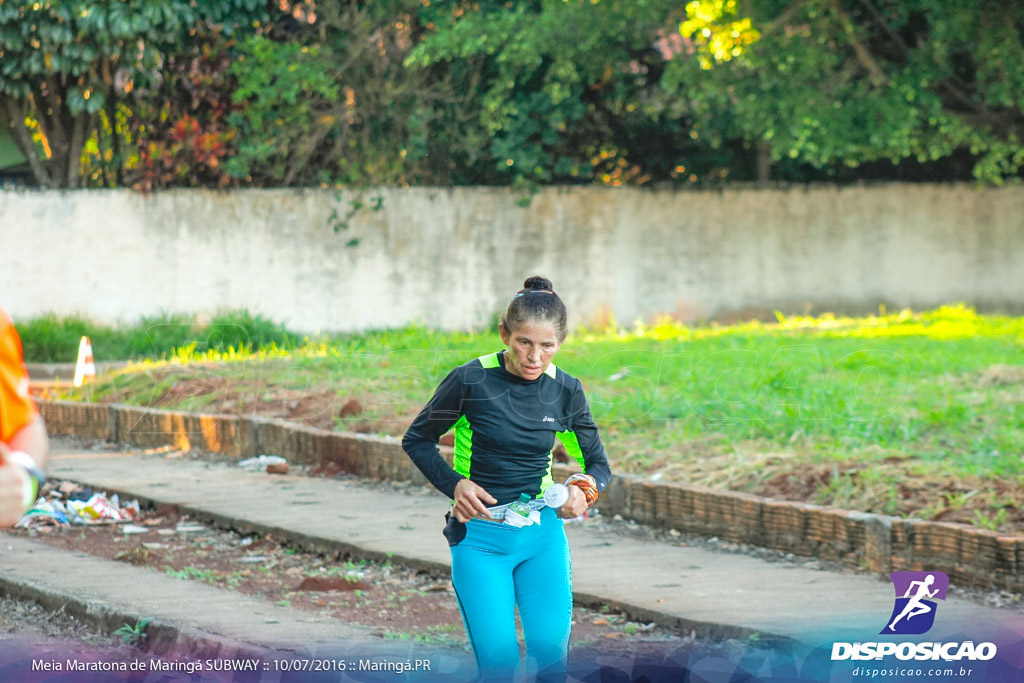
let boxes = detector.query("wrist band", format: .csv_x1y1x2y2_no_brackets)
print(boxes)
566,473,599,507
7,450,45,510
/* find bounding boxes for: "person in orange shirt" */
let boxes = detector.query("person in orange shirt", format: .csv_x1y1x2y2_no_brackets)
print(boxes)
0,305,49,527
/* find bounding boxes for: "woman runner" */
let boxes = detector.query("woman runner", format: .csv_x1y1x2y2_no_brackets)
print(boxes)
402,276,611,681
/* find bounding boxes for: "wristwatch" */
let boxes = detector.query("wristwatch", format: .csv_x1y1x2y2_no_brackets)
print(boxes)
6,450,46,510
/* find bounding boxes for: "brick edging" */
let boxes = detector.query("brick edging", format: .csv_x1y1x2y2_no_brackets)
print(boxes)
37,400,1023,591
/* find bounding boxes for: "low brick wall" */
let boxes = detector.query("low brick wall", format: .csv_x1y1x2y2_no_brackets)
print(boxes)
38,400,1023,591
38,401,110,441
113,406,255,458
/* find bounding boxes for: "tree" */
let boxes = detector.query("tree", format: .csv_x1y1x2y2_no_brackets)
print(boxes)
0,0,267,189
0,1,195,188
226,0,479,187
663,0,1024,184
406,0,703,187
121,30,239,191
406,0,1024,185
5,0,1017,189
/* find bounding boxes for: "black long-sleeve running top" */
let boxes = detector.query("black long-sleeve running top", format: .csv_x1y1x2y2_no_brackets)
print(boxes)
402,350,612,506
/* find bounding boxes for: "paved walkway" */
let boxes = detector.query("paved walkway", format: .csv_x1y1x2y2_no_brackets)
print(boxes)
0,536,448,662
35,438,1019,653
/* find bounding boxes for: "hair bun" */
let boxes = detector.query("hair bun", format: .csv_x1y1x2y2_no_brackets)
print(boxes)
523,275,554,292
504,275,567,342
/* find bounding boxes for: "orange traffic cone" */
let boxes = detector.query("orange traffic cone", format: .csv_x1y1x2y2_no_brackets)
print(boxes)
74,336,96,387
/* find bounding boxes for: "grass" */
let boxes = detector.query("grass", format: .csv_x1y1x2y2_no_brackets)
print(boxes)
39,304,1024,532
114,617,152,648
382,624,468,649
18,309,297,363
165,565,243,590
316,566,364,582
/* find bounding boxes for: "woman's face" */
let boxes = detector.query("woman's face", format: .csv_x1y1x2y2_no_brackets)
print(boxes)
499,319,562,381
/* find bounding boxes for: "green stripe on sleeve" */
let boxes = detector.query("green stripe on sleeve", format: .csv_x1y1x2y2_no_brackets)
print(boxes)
452,414,473,478
556,430,586,471
478,353,500,368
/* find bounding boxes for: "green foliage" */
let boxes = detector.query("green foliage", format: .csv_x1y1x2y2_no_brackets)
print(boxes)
131,313,203,358
224,0,470,187
123,31,240,190
17,314,97,365
16,312,199,362
0,0,196,187
406,0,1024,185
381,624,467,649
973,508,1008,531
16,309,298,362
0,0,269,188
661,0,1024,184
165,565,214,581
2,0,1021,187
205,309,297,352
166,565,243,589
0,1,192,102
16,311,196,362
226,35,340,185
114,617,151,647
192,0,269,31
408,0,700,186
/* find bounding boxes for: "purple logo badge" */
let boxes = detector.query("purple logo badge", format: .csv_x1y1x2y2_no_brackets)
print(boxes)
881,571,949,635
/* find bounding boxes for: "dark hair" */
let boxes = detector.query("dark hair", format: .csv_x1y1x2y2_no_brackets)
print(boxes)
501,276,568,342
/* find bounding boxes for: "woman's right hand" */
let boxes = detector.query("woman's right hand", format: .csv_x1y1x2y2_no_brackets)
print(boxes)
452,478,497,523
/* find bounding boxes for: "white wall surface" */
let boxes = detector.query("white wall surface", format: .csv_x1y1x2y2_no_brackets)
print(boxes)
2,185,1021,332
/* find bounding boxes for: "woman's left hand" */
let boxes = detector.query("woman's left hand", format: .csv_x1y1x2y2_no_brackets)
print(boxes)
557,484,588,519
0,444,26,528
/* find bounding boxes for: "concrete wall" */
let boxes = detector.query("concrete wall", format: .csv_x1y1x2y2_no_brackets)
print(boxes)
2,185,1022,331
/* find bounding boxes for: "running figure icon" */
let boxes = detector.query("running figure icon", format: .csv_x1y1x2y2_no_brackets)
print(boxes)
886,574,939,632
881,571,949,635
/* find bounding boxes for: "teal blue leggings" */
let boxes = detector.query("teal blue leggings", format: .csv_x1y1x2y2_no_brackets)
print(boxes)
450,506,572,682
